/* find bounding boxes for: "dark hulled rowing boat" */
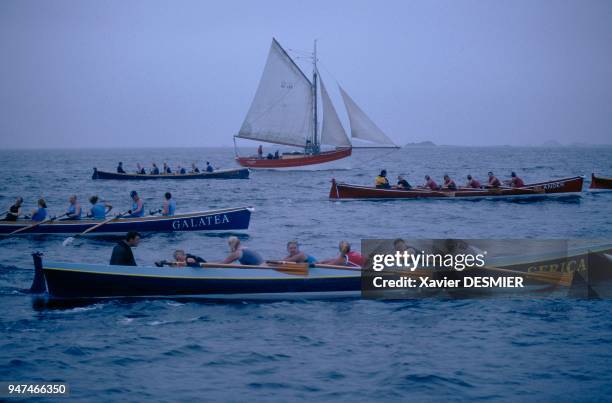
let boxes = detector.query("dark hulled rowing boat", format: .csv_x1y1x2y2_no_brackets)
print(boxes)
29,244,612,300
31,254,360,299
329,176,584,200
92,167,249,180
590,174,612,190
0,207,252,235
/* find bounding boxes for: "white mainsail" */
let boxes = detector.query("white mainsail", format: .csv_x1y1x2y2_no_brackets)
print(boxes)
237,39,314,148
319,75,351,148
339,86,397,147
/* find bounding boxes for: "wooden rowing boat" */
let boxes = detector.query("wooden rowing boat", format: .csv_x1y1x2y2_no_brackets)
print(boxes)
30,244,612,300
31,253,360,299
590,173,612,190
329,176,584,200
0,207,252,235
92,167,249,180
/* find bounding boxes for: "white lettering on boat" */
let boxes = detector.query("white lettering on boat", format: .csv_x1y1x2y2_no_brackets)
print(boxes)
542,181,563,190
171,214,230,230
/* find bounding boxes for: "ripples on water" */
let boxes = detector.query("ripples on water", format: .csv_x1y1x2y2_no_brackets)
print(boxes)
1,146,611,401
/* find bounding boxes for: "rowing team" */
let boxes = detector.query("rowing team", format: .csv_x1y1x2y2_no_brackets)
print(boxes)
375,170,525,190
117,161,214,175
2,191,177,222
109,233,365,269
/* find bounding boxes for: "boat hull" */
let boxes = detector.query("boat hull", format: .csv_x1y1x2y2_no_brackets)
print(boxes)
236,148,352,169
0,207,252,235
329,176,584,200
590,174,612,190
34,258,361,299
92,168,249,180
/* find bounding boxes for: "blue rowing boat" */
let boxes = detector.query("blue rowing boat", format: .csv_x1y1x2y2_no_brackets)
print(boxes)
0,207,252,235
92,167,249,180
30,254,361,299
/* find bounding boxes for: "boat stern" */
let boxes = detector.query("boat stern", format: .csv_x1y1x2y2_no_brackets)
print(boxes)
30,252,47,294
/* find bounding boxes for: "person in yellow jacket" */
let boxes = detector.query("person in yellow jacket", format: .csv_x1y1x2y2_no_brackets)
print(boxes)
375,170,391,189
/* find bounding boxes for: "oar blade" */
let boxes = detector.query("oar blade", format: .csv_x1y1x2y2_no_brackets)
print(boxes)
62,237,75,246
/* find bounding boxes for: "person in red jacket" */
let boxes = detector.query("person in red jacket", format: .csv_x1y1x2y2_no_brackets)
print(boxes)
466,175,481,189
321,241,364,268
508,172,525,188
487,172,501,188
423,175,439,190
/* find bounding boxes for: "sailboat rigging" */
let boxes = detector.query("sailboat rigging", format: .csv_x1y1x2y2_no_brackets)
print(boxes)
234,38,397,169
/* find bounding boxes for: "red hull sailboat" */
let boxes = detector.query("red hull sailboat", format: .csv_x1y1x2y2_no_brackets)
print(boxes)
236,148,352,169
234,38,397,170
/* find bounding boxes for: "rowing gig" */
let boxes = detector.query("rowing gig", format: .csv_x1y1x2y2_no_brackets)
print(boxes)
329,176,584,200
92,167,250,180
0,207,252,236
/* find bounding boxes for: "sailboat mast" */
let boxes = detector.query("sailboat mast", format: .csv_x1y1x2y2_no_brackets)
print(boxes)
312,39,319,152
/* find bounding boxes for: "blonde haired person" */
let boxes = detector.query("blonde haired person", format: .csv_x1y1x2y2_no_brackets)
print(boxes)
222,236,264,265
321,241,364,268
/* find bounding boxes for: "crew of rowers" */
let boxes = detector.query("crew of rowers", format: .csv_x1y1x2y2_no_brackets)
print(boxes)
117,161,214,175
131,237,366,269
2,191,177,222
374,170,526,190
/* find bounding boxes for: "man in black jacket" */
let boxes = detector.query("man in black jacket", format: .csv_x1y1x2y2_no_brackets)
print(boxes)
110,231,140,266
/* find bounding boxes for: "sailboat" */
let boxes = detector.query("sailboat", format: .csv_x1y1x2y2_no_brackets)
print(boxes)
234,38,397,169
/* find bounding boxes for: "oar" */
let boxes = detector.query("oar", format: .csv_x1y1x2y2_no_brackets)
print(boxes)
200,261,309,276
314,263,362,271
0,210,8,217
149,209,162,216
62,210,130,246
7,213,68,236
482,265,573,287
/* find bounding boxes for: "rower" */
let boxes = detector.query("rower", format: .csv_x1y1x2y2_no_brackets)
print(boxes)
266,153,274,159
396,175,412,189
274,150,280,159
128,190,145,217
88,196,112,219
136,163,146,175
161,192,176,216
163,162,172,174
423,175,439,190
487,171,501,188
466,174,481,189
151,163,160,175
442,175,457,190
178,165,186,174
320,241,364,267
191,163,200,173
375,170,391,189
221,236,264,265
257,145,263,159
110,231,140,266
206,161,214,172
174,250,206,267
117,162,126,174
30,199,48,222
283,240,317,265
3,196,23,221
508,171,525,188
65,195,82,220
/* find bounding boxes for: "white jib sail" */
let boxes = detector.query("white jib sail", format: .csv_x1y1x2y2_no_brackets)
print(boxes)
319,75,351,148
237,39,314,148
339,86,396,147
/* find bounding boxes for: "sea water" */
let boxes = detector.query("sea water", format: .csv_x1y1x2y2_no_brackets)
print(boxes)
1,146,611,401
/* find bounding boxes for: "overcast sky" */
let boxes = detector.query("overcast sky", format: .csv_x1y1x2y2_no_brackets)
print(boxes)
1,0,611,148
